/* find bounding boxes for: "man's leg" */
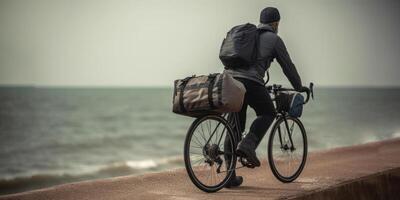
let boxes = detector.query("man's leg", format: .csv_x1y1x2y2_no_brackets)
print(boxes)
224,80,248,188
223,121,244,187
248,95,276,148
236,80,276,167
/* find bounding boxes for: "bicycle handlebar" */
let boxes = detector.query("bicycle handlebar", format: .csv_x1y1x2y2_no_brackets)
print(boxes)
266,82,314,104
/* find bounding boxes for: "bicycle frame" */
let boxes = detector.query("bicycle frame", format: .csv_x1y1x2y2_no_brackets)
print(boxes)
200,113,296,176
226,113,243,144
203,113,241,150
202,109,297,155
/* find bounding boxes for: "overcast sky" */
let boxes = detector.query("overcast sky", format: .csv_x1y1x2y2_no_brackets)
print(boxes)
0,0,399,87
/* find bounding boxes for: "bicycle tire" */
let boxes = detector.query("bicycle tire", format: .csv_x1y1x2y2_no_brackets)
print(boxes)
267,116,307,183
184,114,237,192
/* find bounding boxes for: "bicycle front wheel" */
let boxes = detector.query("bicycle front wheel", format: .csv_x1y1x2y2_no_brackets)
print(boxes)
184,115,236,193
268,116,307,183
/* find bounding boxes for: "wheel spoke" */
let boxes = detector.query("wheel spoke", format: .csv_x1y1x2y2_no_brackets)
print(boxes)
189,151,203,156
190,145,202,149
200,124,206,142
191,131,203,146
192,158,204,166
199,125,207,143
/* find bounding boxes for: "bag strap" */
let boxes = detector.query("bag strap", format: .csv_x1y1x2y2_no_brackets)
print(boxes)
207,73,218,109
178,75,195,113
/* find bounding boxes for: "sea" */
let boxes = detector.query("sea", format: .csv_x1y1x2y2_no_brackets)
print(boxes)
0,87,399,195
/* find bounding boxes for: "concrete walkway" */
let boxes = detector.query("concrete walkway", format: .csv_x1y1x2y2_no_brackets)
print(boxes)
1,138,400,200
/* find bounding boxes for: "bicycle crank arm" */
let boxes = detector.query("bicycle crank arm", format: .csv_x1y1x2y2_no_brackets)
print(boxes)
217,165,247,174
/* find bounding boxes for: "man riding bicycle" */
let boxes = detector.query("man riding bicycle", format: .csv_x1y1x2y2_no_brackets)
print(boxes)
224,7,306,188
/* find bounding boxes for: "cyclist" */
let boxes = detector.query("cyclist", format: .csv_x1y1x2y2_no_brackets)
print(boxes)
224,7,304,188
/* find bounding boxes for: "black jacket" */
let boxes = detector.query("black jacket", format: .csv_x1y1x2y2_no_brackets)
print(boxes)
225,23,302,90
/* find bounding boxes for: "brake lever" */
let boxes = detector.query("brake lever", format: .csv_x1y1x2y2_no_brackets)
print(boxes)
310,82,314,100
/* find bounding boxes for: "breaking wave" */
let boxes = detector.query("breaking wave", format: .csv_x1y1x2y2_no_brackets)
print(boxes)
391,131,400,138
0,156,183,195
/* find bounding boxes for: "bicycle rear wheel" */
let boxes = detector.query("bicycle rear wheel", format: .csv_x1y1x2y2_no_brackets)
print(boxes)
184,115,236,192
268,116,307,183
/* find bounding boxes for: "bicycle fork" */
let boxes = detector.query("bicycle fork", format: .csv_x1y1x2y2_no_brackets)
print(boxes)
278,116,296,151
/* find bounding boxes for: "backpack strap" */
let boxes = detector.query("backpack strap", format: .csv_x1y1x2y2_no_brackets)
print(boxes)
256,28,271,86
254,28,268,66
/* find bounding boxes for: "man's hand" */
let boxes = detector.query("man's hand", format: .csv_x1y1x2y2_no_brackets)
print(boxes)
298,83,314,104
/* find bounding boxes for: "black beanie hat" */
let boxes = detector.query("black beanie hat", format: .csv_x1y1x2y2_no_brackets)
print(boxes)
260,7,280,24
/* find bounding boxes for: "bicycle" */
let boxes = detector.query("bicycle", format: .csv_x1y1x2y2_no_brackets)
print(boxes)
183,82,314,192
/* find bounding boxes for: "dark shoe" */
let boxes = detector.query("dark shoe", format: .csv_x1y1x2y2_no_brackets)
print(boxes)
225,176,243,188
236,133,261,167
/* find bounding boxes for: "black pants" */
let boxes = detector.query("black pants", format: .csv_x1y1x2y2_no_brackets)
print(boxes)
224,78,276,172
235,78,276,145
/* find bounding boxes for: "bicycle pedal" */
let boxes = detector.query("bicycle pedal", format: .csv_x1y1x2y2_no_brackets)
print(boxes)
239,157,255,168
246,164,256,169
243,162,255,168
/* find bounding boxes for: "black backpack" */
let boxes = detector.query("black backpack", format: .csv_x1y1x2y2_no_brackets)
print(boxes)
219,23,259,69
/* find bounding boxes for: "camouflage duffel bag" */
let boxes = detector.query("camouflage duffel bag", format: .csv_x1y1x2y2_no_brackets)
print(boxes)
172,71,246,117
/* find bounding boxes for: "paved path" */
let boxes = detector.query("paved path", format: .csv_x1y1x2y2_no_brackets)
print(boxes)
1,138,400,200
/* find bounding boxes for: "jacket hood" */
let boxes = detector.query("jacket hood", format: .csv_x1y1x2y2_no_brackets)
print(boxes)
257,23,276,33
